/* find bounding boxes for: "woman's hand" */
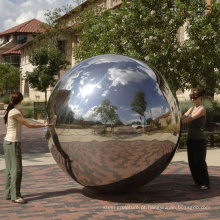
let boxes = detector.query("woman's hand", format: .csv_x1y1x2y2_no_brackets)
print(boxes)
44,121,54,127
182,106,206,124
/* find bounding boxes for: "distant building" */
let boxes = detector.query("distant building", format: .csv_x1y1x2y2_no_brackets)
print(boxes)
0,19,44,68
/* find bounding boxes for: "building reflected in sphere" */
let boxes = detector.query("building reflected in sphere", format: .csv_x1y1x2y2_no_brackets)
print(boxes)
46,54,181,193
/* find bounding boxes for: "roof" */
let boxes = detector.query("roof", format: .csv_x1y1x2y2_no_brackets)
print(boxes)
0,19,44,36
15,40,33,51
57,0,89,21
58,0,121,21
1,46,21,55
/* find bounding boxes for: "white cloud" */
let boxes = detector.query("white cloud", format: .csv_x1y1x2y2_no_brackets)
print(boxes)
87,54,133,65
21,1,33,7
69,104,99,120
16,12,35,24
150,106,169,119
4,18,17,30
83,106,98,120
36,10,47,21
45,0,57,4
108,67,147,87
0,0,77,33
102,90,109,97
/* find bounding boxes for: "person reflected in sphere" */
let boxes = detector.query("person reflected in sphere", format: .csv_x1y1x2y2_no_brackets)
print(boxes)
181,88,210,190
3,92,52,204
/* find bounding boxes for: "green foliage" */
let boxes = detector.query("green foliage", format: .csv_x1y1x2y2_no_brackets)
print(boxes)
25,43,70,102
146,118,153,125
166,117,172,125
0,63,20,94
19,101,34,118
177,0,220,96
23,107,34,119
93,99,118,125
25,47,70,101
0,95,10,104
73,0,220,95
34,5,74,48
21,99,33,107
131,90,147,116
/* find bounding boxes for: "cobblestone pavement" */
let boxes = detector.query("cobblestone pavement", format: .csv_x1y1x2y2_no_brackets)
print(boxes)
0,110,220,220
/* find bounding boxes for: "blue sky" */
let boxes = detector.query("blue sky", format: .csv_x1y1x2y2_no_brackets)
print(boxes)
0,0,78,32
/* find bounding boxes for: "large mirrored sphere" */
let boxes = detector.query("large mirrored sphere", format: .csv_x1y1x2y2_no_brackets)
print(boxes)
46,54,181,193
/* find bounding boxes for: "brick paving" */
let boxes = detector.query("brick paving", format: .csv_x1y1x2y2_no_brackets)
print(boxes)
0,112,220,219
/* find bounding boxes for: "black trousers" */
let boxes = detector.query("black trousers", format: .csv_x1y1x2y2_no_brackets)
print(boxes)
187,139,210,187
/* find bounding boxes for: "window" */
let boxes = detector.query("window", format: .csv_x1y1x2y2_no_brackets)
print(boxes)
16,35,27,45
4,55,20,68
0,38,3,43
6,35,12,42
58,40,66,54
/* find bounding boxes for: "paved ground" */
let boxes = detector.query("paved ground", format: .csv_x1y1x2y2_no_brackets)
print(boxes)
0,109,219,220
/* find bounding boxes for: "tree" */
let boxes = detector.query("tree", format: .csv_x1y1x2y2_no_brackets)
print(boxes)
146,118,153,125
25,47,70,101
93,99,118,126
25,6,74,101
73,0,220,96
177,0,220,98
131,90,147,124
0,63,20,94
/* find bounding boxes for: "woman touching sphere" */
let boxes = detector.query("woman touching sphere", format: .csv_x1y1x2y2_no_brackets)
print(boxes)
3,92,52,204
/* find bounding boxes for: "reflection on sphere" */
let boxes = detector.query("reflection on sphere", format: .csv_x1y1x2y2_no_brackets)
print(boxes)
46,54,181,193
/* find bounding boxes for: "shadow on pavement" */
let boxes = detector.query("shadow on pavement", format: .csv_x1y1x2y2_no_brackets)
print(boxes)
81,174,220,203
22,174,220,203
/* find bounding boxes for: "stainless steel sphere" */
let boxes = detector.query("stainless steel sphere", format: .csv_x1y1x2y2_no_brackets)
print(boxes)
46,54,181,193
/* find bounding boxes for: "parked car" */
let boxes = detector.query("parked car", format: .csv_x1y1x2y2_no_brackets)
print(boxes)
132,124,148,129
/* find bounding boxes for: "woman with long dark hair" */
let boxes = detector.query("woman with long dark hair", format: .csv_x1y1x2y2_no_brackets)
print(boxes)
3,92,51,204
181,88,210,190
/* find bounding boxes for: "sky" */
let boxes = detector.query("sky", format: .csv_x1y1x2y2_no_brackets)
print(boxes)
0,0,78,32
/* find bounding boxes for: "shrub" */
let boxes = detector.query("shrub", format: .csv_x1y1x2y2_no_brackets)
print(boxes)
1,95,10,104
23,107,34,119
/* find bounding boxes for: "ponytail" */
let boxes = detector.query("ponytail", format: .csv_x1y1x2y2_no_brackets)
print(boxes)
4,92,23,124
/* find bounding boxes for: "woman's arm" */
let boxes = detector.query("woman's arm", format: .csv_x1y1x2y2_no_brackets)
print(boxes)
180,107,193,120
13,114,49,128
182,107,206,124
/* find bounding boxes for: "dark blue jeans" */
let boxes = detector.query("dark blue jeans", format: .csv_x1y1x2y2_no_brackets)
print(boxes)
187,139,210,187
